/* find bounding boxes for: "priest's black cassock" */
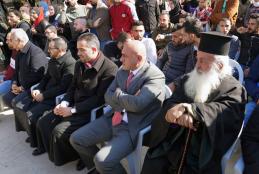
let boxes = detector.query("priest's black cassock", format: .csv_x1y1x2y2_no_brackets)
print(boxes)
141,74,246,174
142,32,247,174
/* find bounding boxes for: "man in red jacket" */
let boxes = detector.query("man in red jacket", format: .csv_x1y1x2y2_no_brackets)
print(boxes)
109,0,134,40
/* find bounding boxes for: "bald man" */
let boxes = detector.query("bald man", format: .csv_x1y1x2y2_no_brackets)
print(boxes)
70,40,166,173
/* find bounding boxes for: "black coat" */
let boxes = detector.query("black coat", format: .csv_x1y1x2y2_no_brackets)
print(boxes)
103,41,122,67
235,32,259,66
13,41,48,90
135,0,160,32
36,51,76,102
241,105,259,174
146,75,247,174
63,52,118,114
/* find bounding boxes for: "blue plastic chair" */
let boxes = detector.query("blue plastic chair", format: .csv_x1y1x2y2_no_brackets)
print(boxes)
221,59,244,174
221,122,244,174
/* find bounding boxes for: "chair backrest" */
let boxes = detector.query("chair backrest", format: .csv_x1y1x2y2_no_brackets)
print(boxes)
229,59,244,84
30,83,40,93
165,85,172,99
221,121,245,174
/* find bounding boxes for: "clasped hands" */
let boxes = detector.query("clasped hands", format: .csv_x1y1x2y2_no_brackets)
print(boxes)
165,103,197,131
54,104,72,117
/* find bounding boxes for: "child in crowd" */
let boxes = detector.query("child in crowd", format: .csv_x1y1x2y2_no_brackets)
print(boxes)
192,0,212,31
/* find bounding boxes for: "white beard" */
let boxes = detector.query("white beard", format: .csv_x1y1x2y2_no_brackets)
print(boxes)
184,67,221,103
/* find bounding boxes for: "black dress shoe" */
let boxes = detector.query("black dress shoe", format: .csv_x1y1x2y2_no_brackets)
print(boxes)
25,137,31,143
76,159,86,171
32,149,45,156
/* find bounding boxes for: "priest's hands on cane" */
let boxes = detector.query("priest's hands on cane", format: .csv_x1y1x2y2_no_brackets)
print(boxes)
165,103,197,131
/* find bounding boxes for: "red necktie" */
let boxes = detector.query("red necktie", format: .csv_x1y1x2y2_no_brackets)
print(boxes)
112,72,134,126
112,111,122,126
126,72,134,89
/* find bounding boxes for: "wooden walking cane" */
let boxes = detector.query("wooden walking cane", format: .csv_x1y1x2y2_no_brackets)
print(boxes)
177,120,200,174
177,128,193,174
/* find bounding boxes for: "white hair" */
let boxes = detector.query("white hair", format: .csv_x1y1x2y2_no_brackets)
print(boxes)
185,55,232,103
10,28,29,44
214,55,233,78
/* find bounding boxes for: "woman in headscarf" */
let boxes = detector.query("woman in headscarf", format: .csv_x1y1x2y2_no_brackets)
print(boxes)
30,6,49,49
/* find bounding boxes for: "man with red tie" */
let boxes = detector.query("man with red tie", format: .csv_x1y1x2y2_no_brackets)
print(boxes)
70,40,165,174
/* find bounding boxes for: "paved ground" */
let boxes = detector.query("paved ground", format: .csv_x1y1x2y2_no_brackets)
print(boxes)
0,109,86,174
0,108,148,174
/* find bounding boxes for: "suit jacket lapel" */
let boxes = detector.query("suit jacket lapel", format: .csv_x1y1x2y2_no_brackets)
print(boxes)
126,62,150,94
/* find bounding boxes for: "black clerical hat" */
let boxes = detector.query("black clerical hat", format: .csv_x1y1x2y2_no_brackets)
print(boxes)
198,32,232,56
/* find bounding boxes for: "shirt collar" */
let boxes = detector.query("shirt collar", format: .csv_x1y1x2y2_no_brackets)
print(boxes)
84,52,104,72
130,63,144,76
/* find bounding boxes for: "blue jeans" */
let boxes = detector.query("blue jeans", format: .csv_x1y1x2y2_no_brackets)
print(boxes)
244,101,257,126
0,80,11,96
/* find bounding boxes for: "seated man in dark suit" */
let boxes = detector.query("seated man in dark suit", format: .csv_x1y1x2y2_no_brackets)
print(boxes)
70,40,166,173
33,33,118,167
141,32,247,174
13,37,76,148
3,28,48,109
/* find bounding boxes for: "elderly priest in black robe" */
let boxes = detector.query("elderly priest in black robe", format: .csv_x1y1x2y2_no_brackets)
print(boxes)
141,32,247,174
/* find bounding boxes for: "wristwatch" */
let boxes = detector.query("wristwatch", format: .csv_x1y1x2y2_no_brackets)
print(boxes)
71,107,77,114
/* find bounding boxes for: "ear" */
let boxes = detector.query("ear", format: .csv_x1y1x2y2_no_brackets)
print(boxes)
190,33,196,40
135,54,142,64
